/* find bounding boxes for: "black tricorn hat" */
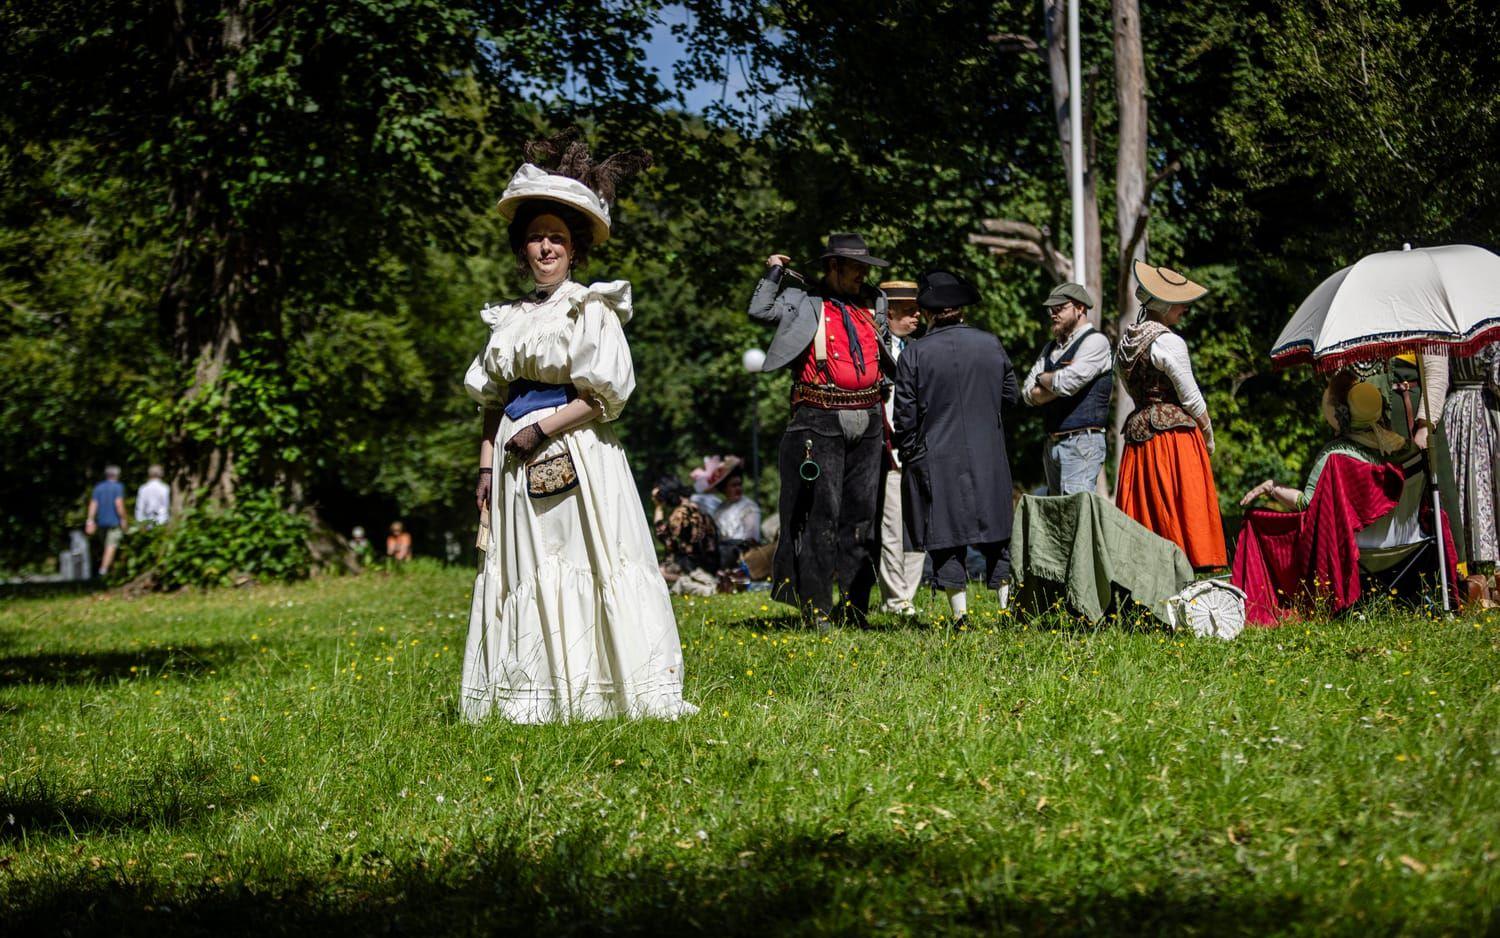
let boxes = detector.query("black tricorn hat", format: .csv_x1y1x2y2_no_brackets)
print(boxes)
819,232,890,268
917,269,980,310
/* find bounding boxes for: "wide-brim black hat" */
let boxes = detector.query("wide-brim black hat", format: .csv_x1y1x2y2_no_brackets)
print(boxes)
917,269,980,310
818,232,890,268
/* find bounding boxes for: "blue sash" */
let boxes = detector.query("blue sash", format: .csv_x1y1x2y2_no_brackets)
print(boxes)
504,379,575,420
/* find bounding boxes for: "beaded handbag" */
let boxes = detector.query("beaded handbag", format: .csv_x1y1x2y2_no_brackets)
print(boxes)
526,451,578,499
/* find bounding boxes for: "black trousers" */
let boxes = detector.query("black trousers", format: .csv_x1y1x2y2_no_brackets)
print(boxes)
772,403,883,621
930,541,1011,591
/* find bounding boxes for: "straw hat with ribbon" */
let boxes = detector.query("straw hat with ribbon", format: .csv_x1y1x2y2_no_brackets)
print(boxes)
1133,260,1208,314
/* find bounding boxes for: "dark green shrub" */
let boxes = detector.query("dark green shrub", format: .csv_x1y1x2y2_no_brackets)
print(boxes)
112,490,313,589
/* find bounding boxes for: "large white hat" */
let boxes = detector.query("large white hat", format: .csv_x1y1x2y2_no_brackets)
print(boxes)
495,163,612,245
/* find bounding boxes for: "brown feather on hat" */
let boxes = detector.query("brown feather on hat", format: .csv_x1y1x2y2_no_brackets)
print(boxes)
522,128,581,168
521,129,652,206
586,150,654,204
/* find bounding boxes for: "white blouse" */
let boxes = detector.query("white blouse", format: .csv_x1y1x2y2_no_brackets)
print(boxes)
464,280,636,422
715,497,761,543
1144,330,1207,422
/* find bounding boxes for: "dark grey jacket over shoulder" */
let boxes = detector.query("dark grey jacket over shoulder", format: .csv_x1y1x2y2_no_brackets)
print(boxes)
893,321,1020,551
746,266,891,374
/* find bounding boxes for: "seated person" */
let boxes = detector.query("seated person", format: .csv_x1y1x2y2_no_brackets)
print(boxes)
650,477,720,584
708,459,761,572
688,456,726,516
349,526,372,564
386,521,413,561
1240,375,1426,566
1233,375,1456,622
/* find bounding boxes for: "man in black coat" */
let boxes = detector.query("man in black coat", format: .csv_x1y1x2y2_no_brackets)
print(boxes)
892,270,1020,625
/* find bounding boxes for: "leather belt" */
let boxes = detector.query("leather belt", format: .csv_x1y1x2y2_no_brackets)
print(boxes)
791,383,881,410
1048,426,1106,439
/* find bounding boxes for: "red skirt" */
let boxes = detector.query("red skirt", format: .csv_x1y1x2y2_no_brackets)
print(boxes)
1117,427,1227,569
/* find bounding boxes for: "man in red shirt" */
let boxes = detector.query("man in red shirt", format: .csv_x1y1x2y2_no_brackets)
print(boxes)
747,233,894,628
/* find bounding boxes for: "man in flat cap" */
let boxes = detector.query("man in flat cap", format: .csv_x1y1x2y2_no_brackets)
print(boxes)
747,233,894,628
1021,282,1113,495
875,280,926,615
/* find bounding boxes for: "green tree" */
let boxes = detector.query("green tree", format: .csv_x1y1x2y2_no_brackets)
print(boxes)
1,0,673,510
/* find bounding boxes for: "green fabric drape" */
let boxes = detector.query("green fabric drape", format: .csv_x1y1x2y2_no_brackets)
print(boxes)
1011,493,1195,624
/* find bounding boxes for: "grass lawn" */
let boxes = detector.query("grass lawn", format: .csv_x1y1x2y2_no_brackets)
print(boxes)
2,561,1497,935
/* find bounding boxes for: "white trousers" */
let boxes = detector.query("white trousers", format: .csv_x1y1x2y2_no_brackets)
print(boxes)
878,468,926,611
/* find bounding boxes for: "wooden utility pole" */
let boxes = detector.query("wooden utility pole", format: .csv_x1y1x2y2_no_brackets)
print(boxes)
978,0,1181,489
1110,0,1180,470
1111,0,1148,463
979,1,1101,326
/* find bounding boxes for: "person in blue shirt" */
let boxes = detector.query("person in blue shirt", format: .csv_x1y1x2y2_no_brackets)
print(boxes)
85,465,129,576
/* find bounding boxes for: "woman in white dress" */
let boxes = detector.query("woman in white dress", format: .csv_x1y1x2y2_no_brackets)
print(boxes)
461,134,696,723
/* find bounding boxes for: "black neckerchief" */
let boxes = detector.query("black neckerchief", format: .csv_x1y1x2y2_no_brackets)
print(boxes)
820,281,871,377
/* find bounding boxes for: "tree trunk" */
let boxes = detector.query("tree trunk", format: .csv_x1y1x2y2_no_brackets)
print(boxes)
1044,0,1103,326
159,0,283,512
1110,0,1149,480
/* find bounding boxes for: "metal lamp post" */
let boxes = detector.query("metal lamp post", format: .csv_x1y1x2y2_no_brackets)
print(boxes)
741,347,767,501
1067,0,1086,289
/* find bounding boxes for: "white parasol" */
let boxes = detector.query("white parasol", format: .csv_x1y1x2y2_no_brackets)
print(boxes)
1271,243,1500,612
1271,244,1500,370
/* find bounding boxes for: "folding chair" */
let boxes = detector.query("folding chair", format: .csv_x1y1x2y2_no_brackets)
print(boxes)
1357,452,1443,604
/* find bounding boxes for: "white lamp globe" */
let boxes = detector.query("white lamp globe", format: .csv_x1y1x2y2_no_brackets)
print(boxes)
741,347,767,373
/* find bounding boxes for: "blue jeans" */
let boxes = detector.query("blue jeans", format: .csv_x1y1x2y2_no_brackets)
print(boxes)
1044,430,1107,496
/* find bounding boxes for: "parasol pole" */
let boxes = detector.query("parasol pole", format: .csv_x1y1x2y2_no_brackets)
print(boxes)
1401,243,1451,614
1414,349,1451,614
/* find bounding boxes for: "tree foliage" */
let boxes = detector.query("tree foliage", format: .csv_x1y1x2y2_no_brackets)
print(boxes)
1,0,1497,571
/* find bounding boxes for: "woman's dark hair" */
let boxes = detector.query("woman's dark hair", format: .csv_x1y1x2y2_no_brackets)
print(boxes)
508,199,594,272
652,476,691,505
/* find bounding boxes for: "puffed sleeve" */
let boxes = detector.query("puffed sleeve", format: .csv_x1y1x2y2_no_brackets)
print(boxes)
463,303,507,408
567,281,636,422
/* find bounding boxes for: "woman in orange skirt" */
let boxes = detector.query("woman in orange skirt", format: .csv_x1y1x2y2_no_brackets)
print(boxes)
1116,261,1227,570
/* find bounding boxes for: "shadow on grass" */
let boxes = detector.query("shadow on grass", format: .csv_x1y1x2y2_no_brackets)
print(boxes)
1,766,270,845
716,609,810,632
1011,580,1169,635
712,609,933,635
0,826,1327,936
0,642,243,688
0,579,108,602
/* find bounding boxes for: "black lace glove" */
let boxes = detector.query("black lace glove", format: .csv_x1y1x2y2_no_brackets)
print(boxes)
504,423,549,461
475,467,492,512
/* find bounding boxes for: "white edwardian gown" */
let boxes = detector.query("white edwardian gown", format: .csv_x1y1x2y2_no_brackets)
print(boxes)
461,279,696,723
